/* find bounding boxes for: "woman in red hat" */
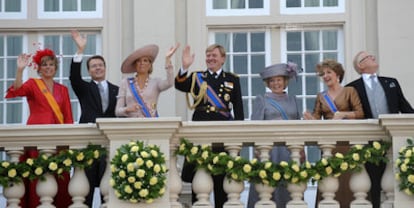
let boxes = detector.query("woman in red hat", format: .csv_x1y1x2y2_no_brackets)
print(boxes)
115,43,179,118
6,48,73,208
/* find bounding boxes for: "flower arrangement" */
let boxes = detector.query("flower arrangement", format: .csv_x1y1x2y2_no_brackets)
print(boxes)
176,139,390,186
396,138,414,196
110,141,168,204
0,145,106,188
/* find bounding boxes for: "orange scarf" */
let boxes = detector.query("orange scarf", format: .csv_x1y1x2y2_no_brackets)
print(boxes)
34,79,64,124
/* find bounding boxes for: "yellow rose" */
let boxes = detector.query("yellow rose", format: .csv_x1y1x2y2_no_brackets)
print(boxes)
119,170,126,178
305,161,311,169
130,199,138,203
153,164,161,173
250,158,258,164
42,155,48,160
121,154,128,162
314,173,321,180
404,188,413,195
284,173,291,180
179,143,185,151
190,147,199,155
35,167,43,175
235,156,241,161
404,158,410,164
201,151,209,160
243,164,252,173
124,185,133,194
321,158,328,166
63,159,72,166
131,145,139,152
57,168,63,174
136,158,144,166
325,166,333,175
8,169,17,178
272,172,281,181
159,187,165,194
134,181,142,189
335,152,344,159
129,141,136,146
115,190,121,197
408,175,414,183
110,179,115,187
93,150,100,159
395,159,401,166
280,161,288,167
262,179,269,185
150,150,158,157
87,159,93,165
139,189,149,197
136,169,145,178
405,150,412,158
150,176,158,185
146,160,154,168
201,144,209,150
365,150,371,158
127,163,135,172
128,176,136,183
231,173,238,180
355,144,363,150
111,164,116,172
291,177,299,183
349,164,356,169
373,141,381,150
208,164,213,171
259,170,267,179
68,150,74,154
300,171,308,178
76,152,85,161
227,160,234,169
334,173,341,178
162,164,167,172
48,162,58,171
401,164,408,172
26,158,34,166
213,156,219,164
140,151,149,158
146,199,154,204
2,161,10,168
264,162,272,169
395,173,400,180
352,153,360,161
22,171,30,178
219,152,227,156
291,164,300,172
340,162,348,171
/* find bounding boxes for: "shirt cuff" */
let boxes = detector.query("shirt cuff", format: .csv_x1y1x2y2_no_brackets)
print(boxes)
73,53,83,63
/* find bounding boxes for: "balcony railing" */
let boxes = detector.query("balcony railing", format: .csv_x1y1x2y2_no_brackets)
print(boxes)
0,114,413,208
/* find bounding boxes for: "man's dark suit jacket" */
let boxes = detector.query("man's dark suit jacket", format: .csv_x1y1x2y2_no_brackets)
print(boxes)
70,60,119,123
346,76,414,118
346,76,414,208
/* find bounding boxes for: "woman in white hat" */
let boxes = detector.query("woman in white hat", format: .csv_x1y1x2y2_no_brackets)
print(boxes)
115,43,179,117
248,62,301,208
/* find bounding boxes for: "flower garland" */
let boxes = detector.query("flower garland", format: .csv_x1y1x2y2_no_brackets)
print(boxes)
0,145,106,187
110,141,168,204
396,138,414,196
176,139,390,186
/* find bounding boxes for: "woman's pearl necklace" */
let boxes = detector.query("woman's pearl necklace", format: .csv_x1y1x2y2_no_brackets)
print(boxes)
135,76,148,94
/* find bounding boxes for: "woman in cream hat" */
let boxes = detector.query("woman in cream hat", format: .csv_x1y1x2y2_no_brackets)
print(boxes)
248,62,301,208
115,43,179,117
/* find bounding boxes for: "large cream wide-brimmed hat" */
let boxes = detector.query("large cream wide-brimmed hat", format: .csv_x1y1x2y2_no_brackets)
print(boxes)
121,44,159,73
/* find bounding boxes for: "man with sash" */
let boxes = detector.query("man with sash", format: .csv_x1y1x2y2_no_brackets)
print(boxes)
70,30,119,207
175,44,244,208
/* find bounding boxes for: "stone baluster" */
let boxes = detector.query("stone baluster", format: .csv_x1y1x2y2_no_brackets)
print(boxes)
169,138,183,208
3,149,25,208
254,144,276,208
317,144,339,208
68,166,89,208
380,148,394,208
36,149,58,208
223,144,244,208
192,167,214,208
99,147,110,208
348,142,372,208
286,144,307,208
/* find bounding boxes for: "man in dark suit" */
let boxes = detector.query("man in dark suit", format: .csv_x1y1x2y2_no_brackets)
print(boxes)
175,44,244,208
70,30,119,207
346,51,414,208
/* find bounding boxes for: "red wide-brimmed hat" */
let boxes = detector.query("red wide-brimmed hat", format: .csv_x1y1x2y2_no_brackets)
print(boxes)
121,44,159,73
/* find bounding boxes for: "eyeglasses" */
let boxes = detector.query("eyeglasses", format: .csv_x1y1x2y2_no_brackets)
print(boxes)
359,55,375,64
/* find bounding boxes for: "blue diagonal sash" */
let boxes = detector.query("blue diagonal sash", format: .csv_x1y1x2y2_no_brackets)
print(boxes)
195,72,232,118
266,98,289,120
323,92,338,113
128,78,154,117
